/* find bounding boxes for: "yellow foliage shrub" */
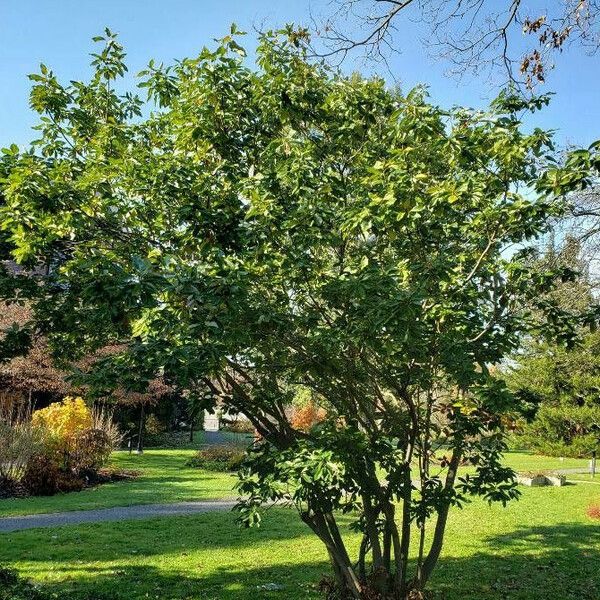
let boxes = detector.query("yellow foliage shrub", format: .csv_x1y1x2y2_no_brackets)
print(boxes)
19,398,119,493
32,396,92,443
31,397,113,475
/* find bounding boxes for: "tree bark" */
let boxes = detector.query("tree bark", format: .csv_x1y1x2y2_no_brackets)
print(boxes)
136,403,145,454
394,467,412,596
419,449,461,587
301,510,363,598
363,494,383,569
358,534,369,582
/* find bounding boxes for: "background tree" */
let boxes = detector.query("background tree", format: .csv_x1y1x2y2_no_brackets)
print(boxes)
552,161,600,275
0,300,170,432
315,0,600,88
502,236,600,456
505,331,600,456
0,28,595,599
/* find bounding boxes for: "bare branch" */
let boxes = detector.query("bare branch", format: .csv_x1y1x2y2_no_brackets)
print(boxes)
313,0,600,88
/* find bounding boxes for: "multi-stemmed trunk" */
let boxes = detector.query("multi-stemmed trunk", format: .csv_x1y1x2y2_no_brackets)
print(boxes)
304,456,460,599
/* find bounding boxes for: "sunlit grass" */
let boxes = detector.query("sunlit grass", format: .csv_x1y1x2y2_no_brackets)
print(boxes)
1,481,598,599
0,449,236,517
0,449,592,518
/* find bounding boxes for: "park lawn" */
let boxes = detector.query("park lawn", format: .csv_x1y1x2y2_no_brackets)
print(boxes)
0,481,598,600
0,450,591,518
498,451,590,472
429,450,590,473
0,449,236,518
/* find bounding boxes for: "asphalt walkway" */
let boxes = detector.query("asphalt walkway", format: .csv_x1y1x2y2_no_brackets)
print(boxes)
0,500,237,533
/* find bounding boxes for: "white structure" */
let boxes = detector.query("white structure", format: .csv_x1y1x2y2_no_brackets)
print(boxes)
203,410,220,432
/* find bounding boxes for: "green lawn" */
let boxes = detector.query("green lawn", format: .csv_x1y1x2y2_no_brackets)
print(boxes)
497,452,590,473
0,449,236,517
0,450,592,518
0,481,598,599
1,449,599,598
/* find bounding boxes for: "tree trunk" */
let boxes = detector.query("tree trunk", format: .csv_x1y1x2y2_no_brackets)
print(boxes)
136,403,145,454
358,535,369,582
418,449,461,588
394,467,412,596
363,494,383,569
301,511,363,599
189,415,195,442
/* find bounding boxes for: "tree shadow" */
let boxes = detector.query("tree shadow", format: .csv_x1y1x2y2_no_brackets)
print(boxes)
19,562,331,600
0,509,333,599
0,508,334,561
1,514,599,599
431,522,600,599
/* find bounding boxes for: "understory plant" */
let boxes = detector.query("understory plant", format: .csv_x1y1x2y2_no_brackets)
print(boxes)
1,27,598,598
0,566,49,600
187,446,245,471
0,401,40,493
1,398,121,496
31,397,117,476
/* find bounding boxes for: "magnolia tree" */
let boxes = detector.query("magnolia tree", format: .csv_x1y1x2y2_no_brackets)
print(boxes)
1,27,597,599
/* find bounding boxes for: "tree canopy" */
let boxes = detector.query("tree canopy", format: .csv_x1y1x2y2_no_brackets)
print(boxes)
1,26,598,598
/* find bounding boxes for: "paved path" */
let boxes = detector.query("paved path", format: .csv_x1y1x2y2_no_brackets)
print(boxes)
0,500,237,533
555,467,594,475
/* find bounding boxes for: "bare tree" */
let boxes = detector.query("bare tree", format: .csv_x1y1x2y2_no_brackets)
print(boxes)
555,186,600,279
315,0,600,87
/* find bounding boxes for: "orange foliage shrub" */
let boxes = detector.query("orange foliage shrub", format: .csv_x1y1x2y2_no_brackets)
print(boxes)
291,401,326,432
586,504,600,519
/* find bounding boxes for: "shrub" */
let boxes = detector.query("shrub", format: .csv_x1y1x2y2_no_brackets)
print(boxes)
0,397,121,498
0,402,40,489
20,454,60,496
54,471,85,493
0,566,49,600
91,406,123,450
32,396,92,441
68,429,113,476
144,413,164,435
291,401,326,432
31,398,120,476
142,430,187,448
221,418,255,434
68,408,122,476
186,446,245,471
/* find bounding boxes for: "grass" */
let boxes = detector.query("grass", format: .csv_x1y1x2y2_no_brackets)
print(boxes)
0,449,236,518
0,445,596,599
0,449,592,518
0,481,598,599
0,449,599,598
497,452,590,473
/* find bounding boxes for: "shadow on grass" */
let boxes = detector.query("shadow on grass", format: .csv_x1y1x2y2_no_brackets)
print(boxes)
431,522,600,599
20,562,331,600
1,514,599,600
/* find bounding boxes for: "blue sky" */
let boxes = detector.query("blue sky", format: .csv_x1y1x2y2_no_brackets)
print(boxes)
1,0,598,149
